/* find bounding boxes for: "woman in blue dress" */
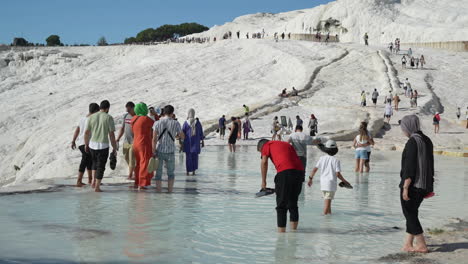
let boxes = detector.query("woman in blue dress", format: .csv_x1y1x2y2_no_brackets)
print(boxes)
182,109,204,175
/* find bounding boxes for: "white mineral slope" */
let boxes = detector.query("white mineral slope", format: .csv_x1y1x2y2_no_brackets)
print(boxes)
0,41,347,186
192,0,468,43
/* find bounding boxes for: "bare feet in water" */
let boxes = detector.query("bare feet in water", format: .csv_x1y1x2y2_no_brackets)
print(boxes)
76,182,86,187
401,246,415,252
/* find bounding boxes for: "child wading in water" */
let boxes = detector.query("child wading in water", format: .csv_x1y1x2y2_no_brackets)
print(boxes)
308,140,351,215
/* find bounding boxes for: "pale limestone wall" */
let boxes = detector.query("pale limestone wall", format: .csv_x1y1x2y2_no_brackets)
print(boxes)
401,41,468,52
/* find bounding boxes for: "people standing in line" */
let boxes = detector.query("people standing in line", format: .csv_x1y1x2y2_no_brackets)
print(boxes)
399,115,434,253
385,90,393,105
360,91,367,107
246,33,249,39
456,107,461,120
71,103,100,187
84,100,117,192
272,116,281,141
152,105,184,193
325,32,330,43
410,57,415,69
415,57,420,68
236,31,240,39
296,115,303,127
419,55,425,68
243,104,250,115
182,109,204,176
360,122,374,173
433,112,441,134
372,89,379,107
394,93,400,111
242,114,253,140
353,125,370,173
218,115,227,140
308,140,350,215
401,55,407,69
384,102,393,124
363,33,369,46
228,117,239,152
308,114,318,136
116,102,136,180
257,139,305,232
281,32,285,40
131,103,155,190
288,125,316,170
288,33,291,39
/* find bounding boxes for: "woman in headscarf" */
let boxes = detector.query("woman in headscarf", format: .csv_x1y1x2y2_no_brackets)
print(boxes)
242,114,253,140
182,108,204,175
399,115,434,253
131,103,155,190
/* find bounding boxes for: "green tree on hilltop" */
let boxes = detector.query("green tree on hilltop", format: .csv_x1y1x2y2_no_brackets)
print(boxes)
46,35,62,46
97,36,108,46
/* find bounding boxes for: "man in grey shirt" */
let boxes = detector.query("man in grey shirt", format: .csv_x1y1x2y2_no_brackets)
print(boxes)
152,105,184,192
288,125,319,169
116,102,136,180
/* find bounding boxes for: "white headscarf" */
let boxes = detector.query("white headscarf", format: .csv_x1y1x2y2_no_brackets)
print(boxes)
187,108,196,136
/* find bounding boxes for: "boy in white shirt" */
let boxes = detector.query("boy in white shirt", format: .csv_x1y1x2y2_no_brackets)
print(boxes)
307,140,351,215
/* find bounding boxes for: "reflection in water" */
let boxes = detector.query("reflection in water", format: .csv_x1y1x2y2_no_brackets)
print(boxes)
124,192,153,262
274,233,298,263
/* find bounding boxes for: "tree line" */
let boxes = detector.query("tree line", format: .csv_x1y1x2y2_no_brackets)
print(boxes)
124,23,208,44
8,22,208,47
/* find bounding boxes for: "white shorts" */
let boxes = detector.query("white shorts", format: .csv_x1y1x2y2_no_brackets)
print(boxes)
322,191,336,200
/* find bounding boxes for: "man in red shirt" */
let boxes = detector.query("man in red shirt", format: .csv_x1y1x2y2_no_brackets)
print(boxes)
257,139,305,233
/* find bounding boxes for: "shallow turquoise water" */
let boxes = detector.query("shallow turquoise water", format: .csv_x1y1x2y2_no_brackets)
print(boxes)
0,146,467,264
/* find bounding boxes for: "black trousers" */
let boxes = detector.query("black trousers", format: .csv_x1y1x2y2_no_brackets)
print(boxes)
400,188,426,235
275,170,304,228
78,145,94,173
90,148,109,180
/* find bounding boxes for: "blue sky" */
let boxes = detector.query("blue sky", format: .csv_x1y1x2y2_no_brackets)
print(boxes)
0,0,333,45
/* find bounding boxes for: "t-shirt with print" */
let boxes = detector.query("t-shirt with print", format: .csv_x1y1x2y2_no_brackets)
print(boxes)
122,113,134,144
288,132,312,157
152,116,182,153
315,155,341,192
77,116,88,146
261,141,304,173
86,111,116,150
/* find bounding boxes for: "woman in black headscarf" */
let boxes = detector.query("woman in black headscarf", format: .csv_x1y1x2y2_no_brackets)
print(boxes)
399,115,434,253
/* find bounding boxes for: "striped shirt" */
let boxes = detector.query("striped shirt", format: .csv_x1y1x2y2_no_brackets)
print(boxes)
152,117,182,153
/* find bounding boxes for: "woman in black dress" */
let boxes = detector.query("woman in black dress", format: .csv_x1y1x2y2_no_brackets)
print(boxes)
228,117,239,153
399,115,434,253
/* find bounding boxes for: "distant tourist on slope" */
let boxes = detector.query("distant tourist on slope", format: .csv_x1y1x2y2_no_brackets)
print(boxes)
363,33,369,46
399,115,434,253
243,104,250,115
384,102,393,124
236,117,242,139
410,57,415,68
218,115,226,140
372,89,379,107
281,88,288,97
131,103,155,190
116,101,136,180
389,42,393,53
182,108,204,176
360,91,367,107
385,90,393,105
394,93,400,111
272,116,281,141
419,55,426,68
228,117,239,152
415,57,420,68
308,114,318,136
242,114,253,140
401,55,407,69
456,107,461,120
292,87,298,96
408,48,413,57
433,112,441,134
308,140,351,215
71,103,99,187
84,100,117,192
257,139,305,232
296,115,303,127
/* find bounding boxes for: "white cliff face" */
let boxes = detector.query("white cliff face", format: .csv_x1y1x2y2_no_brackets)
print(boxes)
193,0,468,43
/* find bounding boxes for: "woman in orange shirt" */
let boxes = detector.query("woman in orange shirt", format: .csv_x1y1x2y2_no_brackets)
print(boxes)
131,103,155,190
